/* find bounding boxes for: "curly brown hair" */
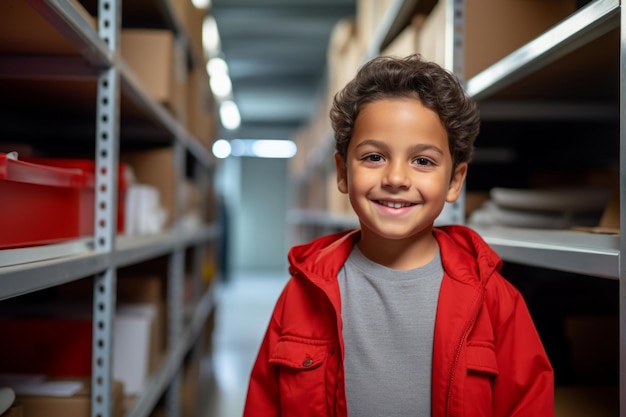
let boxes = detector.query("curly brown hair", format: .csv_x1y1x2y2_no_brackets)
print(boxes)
330,54,480,167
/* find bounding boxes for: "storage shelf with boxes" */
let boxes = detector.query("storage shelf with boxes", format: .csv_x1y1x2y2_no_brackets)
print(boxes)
0,0,221,417
290,0,624,414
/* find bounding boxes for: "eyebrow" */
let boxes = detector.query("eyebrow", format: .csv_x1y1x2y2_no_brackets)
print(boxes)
355,139,445,155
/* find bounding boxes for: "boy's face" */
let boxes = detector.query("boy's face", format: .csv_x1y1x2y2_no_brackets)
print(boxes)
335,97,467,242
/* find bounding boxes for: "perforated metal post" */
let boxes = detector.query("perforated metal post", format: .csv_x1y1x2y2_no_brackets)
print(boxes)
166,140,187,417
192,160,210,301
438,0,467,225
617,2,626,413
92,0,121,416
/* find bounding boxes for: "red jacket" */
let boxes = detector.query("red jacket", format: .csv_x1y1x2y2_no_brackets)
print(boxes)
244,225,554,417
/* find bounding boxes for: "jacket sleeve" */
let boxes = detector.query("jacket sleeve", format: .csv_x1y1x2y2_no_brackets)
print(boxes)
242,288,285,417
489,275,555,417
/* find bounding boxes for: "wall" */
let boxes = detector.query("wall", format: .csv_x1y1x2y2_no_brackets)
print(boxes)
217,155,290,275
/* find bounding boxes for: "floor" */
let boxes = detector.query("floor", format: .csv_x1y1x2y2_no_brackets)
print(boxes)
202,270,290,417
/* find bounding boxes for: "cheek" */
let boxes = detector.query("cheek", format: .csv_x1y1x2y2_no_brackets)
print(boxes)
416,174,451,198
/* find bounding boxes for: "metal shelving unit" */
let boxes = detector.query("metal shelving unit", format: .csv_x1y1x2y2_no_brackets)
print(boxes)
0,0,220,416
461,0,624,413
465,0,621,278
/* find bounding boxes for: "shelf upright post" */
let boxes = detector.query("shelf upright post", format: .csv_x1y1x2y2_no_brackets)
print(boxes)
166,139,187,417
619,0,626,417
438,0,467,225
91,0,122,416
192,160,210,301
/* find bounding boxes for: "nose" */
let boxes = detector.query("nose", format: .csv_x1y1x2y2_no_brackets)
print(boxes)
383,161,410,189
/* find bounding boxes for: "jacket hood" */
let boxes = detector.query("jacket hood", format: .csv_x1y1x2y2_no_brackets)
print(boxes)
288,225,502,287
434,225,502,286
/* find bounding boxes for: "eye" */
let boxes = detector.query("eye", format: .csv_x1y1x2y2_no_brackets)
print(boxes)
362,153,384,163
414,157,435,167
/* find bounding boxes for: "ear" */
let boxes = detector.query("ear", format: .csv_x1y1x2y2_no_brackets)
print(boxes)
445,162,468,203
334,152,348,194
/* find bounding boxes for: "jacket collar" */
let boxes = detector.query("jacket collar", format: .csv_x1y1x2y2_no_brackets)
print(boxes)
289,225,501,288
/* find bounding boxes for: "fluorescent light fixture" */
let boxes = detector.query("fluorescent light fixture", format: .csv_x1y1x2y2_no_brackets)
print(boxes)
252,140,297,158
202,16,220,54
219,101,241,130
210,73,232,98
215,139,297,159
192,0,210,8
212,139,231,159
207,57,228,76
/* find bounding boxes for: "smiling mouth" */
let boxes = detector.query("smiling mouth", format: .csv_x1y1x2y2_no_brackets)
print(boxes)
377,200,415,209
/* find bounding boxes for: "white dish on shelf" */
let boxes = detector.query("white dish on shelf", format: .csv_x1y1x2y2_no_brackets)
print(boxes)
489,187,611,212
0,386,15,414
468,201,601,229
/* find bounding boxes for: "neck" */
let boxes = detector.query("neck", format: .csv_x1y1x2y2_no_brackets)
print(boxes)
356,228,439,271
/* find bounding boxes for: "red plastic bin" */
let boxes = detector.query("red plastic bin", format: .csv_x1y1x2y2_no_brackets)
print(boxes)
0,153,92,249
22,157,129,235
0,154,129,249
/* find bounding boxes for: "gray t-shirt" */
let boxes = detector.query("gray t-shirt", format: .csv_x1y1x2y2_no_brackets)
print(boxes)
338,246,443,417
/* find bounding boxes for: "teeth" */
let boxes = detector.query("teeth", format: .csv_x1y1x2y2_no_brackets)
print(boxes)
379,200,411,208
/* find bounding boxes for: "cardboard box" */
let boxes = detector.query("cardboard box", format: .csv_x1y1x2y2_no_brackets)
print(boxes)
185,4,209,64
327,19,359,100
186,67,218,150
0,298,161,396
116,273,167,371
114,304,159,395
381,15,426,58
355,0,395,52
121,29,187,121
326,173,351,215
181,354,200,417
564,314,619,382
418,0,577,78
58,273,168,380
17,379,124,417
555,386,619,417
169,0,191,31
0,0,96,55
1,402,22,417
121,148,177,227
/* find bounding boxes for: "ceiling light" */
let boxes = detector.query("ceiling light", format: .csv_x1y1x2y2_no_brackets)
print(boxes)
210,73,232,98
252,140,297,158
215,139,297,159
192,0,210,8
202,16,220,54
219,101,241,130
206,57,228,76
212,139,231,159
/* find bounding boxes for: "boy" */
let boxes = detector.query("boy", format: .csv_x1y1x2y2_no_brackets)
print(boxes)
243,54,554,417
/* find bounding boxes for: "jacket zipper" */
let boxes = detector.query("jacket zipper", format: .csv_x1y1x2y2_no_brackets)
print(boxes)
445,289,484,417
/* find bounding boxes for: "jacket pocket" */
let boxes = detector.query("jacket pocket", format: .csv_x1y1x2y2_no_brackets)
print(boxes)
465,342,499,417
270,336,332,417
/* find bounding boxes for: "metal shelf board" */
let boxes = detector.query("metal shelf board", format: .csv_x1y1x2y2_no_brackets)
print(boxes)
478,99,619,121
0,250,109,301
182,222,222,247
364,0,437,59
466,0,619,101
123,280,216,417
114,232,178,268
472,225,619,279
118,59,213,168
364,0,415,59
114,224,220,267
0,56,100,80
26,0,113,67
0,238,93,267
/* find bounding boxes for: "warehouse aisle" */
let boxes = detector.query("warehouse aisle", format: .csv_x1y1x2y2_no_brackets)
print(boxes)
203,270,290,417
